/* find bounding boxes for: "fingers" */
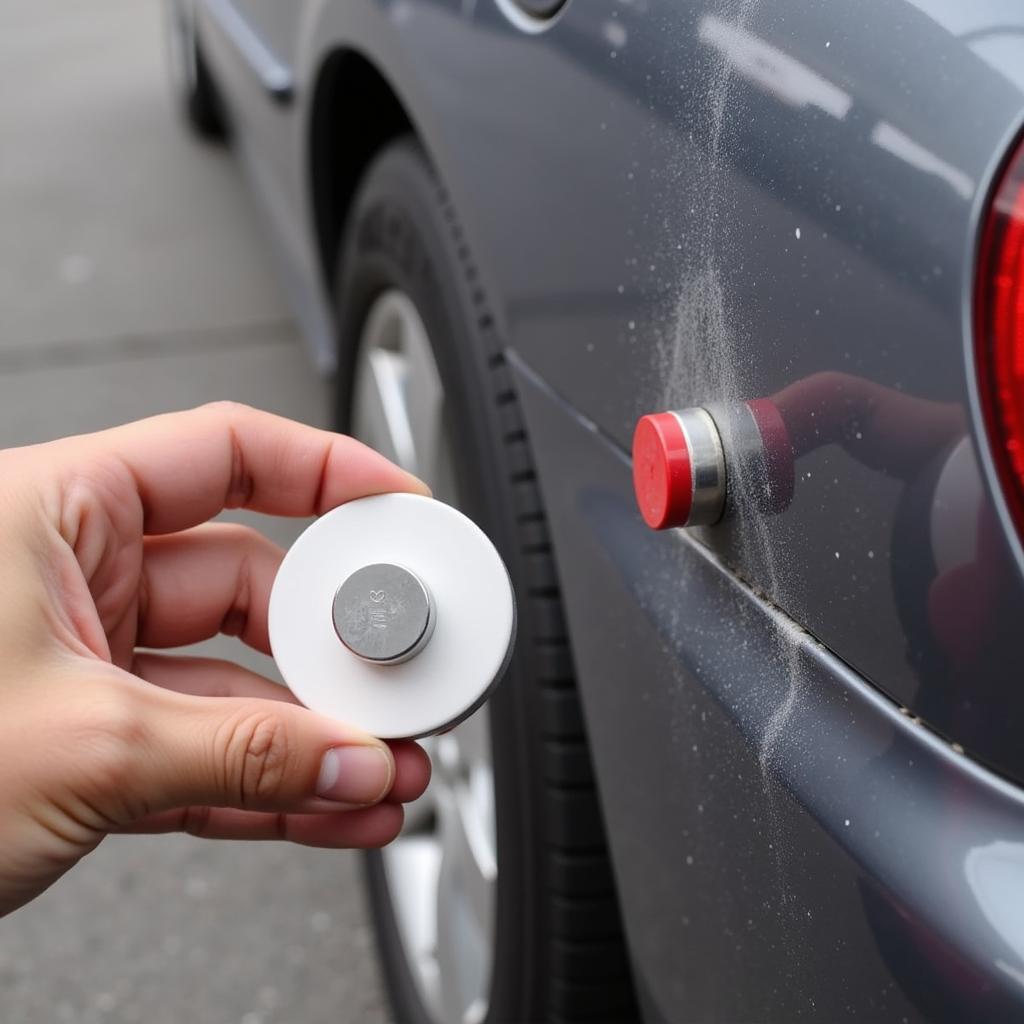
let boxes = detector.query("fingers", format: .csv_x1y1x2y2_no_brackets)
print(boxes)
132,656,431,806
139,523,283,653
133,652,299,704
121,804,405,848
127,684,397,815
82,402,429,535
387,741,432,804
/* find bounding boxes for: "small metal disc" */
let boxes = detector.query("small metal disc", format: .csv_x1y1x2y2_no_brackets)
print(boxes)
332,563,436,664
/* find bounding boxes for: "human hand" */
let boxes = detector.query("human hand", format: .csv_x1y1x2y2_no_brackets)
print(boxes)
0,402,432,917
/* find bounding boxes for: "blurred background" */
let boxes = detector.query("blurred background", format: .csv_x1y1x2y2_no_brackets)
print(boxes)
0,1,389,1021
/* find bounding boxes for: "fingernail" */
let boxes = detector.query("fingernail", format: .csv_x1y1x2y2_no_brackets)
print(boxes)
407,473,432,497
316,746,393,805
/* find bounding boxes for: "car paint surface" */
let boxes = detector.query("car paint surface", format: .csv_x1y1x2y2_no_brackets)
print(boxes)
513,351,1024,1022
189,0,1024,1018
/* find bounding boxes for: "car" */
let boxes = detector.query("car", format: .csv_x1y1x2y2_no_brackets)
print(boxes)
164,1,1024,1021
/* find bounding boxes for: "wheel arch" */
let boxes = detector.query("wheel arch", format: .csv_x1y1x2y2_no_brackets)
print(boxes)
308,48,414,295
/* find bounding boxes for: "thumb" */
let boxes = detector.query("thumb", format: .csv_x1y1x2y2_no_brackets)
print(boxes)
130,688,396,815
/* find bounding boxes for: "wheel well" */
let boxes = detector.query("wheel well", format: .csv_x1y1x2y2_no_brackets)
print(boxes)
309,50,413,292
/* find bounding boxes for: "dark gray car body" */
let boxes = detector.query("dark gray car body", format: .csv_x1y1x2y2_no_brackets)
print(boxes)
190,0,1024,1018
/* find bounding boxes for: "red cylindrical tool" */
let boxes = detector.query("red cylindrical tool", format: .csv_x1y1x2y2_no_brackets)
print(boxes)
632,400,794,530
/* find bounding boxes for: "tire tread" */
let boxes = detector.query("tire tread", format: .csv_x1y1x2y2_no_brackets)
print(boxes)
430,169,640,1020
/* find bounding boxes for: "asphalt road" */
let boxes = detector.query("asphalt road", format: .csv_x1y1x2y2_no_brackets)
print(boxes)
0,2,390,1022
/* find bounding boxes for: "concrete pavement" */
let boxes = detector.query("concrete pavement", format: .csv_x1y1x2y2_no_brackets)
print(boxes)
0,2,390,1021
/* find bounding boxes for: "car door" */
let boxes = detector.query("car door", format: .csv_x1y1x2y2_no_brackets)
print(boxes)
398,0,1024,1018
488,0,1024,773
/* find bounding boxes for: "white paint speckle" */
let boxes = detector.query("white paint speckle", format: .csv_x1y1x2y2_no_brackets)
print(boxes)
825,40,831,48
834,551,840,559
628,320,636,330
795,227,801,239
867,550,875,559
844,819,850,827
603,20,628,49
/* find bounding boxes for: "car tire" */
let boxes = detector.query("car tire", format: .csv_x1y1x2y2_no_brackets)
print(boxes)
334,138,640,1024
165,0,227,140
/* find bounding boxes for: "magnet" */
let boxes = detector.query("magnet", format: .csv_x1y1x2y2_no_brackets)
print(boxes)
332,562,436,665
269,493,516,739
633,400,794,529
632,408,726,529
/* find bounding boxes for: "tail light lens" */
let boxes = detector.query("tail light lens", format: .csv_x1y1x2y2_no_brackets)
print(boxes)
976,140,1024,532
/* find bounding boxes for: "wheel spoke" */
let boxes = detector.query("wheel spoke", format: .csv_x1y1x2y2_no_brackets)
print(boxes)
381,837,443,1015
396,297,448,493
434,731,497,1024
352,343,416,470
351,290,453,496
449,714,497,871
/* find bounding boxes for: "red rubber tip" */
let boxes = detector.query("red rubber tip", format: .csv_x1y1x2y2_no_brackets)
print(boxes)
632,413,693,530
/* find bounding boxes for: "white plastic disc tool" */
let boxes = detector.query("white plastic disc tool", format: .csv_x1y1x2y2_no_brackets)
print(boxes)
268,493,516,739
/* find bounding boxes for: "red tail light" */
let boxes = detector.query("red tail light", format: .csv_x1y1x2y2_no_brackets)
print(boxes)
976,140,1024,534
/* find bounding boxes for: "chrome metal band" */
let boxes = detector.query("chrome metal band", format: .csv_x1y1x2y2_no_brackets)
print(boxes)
671,407,726,526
